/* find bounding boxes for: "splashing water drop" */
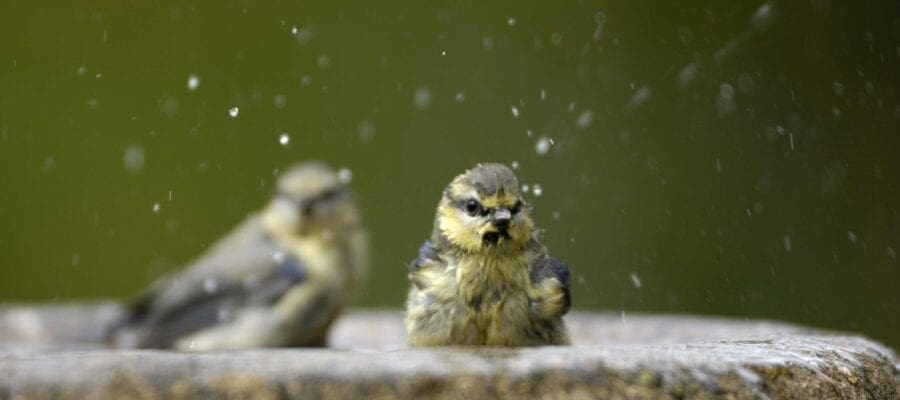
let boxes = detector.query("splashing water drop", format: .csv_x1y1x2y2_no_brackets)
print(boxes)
203,278,219,294
535,136,551,155
317,54,331,68
576,110,594,130
273,94,287,108
532,184,543,196
278,133,290,146
413,86,432,109
511,106,520,118
228,107,240,118
152,202,161,213
630,273,642,288
510,161,519,170
482,36,495,50
123,144,146,174
338,167,353,184
187,74,200,91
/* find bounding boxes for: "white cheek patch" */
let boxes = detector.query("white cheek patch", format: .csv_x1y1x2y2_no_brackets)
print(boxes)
458,210,486,232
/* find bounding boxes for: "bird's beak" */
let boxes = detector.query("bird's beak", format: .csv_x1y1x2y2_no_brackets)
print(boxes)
492,208,512,229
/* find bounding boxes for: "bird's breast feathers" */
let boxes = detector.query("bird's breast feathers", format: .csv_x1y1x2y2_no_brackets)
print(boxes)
408,251,559,345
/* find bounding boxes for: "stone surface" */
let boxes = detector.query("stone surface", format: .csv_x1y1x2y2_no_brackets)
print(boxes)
0,304,897,399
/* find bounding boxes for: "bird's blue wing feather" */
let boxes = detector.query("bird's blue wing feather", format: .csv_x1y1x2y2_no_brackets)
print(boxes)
409,240,438,273
531,256,571,313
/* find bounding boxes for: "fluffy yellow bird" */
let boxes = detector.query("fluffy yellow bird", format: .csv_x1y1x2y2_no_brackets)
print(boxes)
405,163,571,346
110,162,367,351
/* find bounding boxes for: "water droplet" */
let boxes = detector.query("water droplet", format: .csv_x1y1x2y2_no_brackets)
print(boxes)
532,184,543,196
317,54,331,68
750,2,773,28
338,167,353,184
550,32,563,45
887,246,896,259
630,273,642,288
41,156,54,172
783,234,792,253
510,161,519,170
300,75,312,86
511,106,520,118
540,89,547,101
413,86,432,109
187,74,200,91
521,184,530,193
720,83,735,99
625,86,652,110
72,254,80,267
76,65,87,76
123,145,146,174
454,92,466,103
535,136,552,155
358,119,376,142
507,17,516,27
441,50,447,56
228,107,239,118
482,36,495,50
716,83,736,116
847,231,858,244
273,94,287,108
576,110,594,130
278,133,291,146
152,202,161,213
676,62,700,88
203,278,219,294
292,26,312,45
832,81,845,95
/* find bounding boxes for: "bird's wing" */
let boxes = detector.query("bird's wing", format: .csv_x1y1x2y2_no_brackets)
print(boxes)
114,216,308,348
408,240,445,289
409,240,440,273
530,256,571,316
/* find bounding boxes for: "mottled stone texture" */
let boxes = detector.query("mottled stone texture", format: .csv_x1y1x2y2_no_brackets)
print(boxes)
1,304,897,399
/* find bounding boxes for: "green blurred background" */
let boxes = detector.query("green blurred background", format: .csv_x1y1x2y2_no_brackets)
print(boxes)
1,1,898,349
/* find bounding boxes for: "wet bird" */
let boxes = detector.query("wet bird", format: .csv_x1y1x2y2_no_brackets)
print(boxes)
111,162,367,351
405,163,571,346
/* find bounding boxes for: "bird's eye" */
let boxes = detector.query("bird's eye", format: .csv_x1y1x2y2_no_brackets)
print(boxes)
465,199,481,216
510,201,522,215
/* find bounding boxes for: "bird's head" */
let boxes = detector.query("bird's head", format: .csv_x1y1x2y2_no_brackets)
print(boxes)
436,163,534,254
263,162,359,237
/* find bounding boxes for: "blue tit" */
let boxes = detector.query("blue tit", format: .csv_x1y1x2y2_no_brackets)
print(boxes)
110,162,367,351
405,163,571,346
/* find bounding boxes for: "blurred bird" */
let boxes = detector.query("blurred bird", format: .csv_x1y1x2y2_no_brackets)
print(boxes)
110,162,367,351
405,163,571,346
